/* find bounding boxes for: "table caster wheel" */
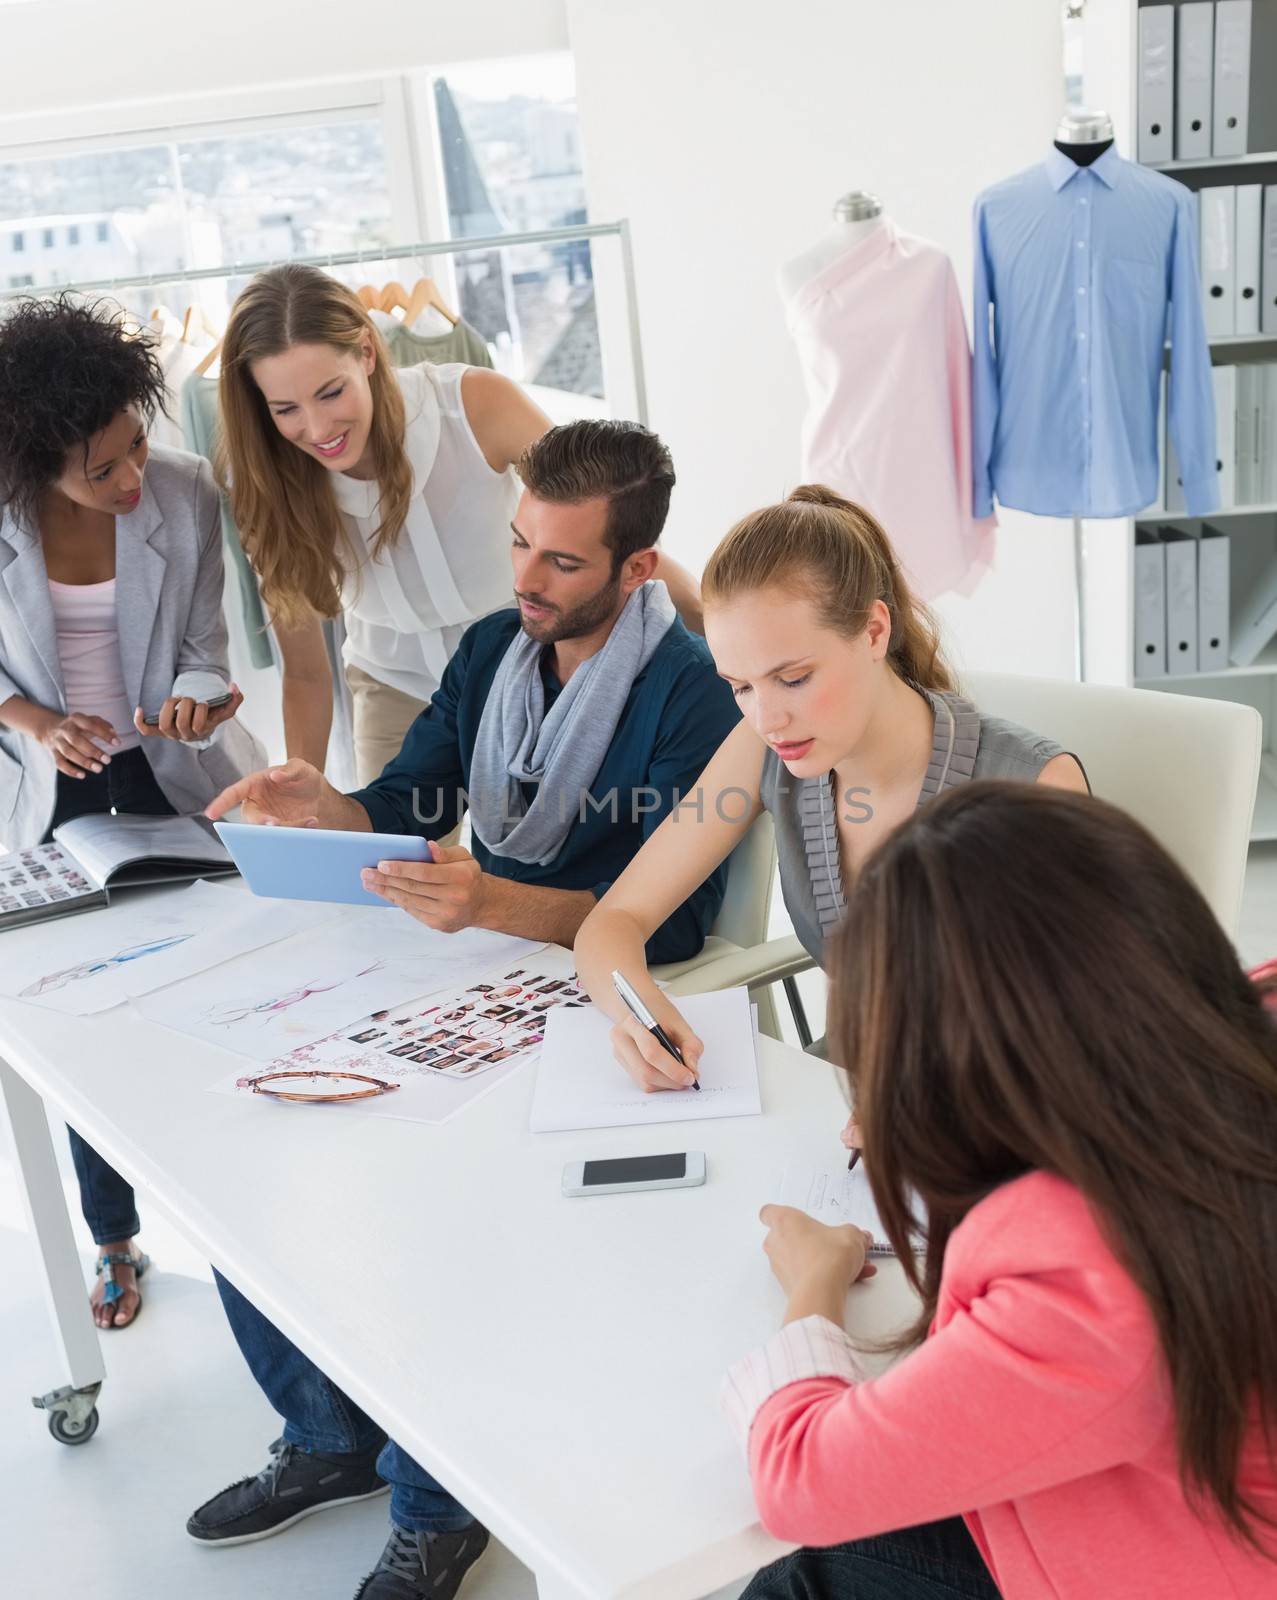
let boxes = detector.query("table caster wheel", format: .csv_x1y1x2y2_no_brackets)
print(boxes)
48,1405,98,1446
32,1380,102,1446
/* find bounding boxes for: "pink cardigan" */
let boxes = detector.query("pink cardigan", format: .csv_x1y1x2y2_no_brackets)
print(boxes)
723,1171,1277,1598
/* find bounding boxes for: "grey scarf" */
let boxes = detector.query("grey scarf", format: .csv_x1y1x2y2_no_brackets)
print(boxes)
469,580,677,864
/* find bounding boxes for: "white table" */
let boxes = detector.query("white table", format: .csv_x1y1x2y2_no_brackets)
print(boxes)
0,897,917,1600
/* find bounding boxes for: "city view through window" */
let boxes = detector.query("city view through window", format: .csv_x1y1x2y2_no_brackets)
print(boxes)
0,51,602,405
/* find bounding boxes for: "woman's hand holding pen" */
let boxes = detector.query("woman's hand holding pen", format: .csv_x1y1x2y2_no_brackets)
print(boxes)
841,1113,862,1171
759,1204,877,1326
610,1008,704,1094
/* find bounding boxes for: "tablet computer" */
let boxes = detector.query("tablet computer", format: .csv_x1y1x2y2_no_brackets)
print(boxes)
213,822,432,908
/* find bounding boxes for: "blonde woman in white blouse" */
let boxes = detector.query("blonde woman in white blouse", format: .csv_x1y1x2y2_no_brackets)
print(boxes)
219,264,702,783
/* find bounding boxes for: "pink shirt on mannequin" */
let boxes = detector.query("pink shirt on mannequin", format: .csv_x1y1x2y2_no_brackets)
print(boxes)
785,220,996,602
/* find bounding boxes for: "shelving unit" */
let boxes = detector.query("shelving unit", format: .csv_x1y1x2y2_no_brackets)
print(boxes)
1160,638,1277,683
1082,0,1277,845
1153,150,1277,171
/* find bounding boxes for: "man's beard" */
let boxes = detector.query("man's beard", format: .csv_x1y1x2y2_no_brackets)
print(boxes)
516,573,624,644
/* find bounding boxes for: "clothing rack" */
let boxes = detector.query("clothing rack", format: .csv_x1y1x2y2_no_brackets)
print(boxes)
1,220,650,425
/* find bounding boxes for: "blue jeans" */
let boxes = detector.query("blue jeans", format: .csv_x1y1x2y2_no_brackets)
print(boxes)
213,1271,473,1534
48,747,174,1246
740,1519,1001,1600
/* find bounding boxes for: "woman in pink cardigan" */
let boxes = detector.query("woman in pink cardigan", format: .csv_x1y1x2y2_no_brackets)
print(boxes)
724,783,1277,1599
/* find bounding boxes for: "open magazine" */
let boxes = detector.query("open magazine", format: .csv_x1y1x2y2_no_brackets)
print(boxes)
0,813,235,932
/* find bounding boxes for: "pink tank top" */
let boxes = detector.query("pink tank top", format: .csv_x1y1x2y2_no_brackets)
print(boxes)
47,579,141,752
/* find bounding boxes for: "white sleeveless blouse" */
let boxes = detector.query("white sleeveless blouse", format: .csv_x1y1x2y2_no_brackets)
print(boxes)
330,362,520,702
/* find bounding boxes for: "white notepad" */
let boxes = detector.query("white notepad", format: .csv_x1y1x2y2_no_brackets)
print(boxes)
529,986,761,1133
776,1162,923,1258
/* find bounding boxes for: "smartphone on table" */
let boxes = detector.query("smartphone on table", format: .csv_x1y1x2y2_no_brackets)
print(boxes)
561,1151,707,1197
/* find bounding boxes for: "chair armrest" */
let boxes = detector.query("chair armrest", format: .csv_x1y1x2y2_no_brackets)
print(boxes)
657,934,815,998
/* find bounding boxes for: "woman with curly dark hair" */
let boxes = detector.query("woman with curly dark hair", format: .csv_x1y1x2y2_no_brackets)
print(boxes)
0,294,263,1328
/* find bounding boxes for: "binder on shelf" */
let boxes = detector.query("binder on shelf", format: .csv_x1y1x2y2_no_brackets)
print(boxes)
1212,364,1238,509
1195,524,1231,671
1245,0,1277,154
1139,6,1176,164
1235,364,1261,504
1160,525,1200,674
1200,186,1237,338
1263,186,1277,337
1235,184,1263,336
1176,2,1215,160
1134,529,1168,679
1263,363,1277,504
1213,1,1252,157
1151,370,1169,515
1165,383,1187,515
1230,551,1277,667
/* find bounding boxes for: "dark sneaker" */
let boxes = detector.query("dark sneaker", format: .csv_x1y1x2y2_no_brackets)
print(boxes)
187,1436,388,1546
354,1520,491,1599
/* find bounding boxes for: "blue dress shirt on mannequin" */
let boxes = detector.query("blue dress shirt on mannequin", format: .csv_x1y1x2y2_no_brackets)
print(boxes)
972,145,1218,520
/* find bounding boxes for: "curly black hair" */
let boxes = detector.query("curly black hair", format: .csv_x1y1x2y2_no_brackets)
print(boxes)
0,294,169,525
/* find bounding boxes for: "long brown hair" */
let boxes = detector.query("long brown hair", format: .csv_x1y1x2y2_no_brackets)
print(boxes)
216,263,412,629
829,781,1277,1548
701,484,952,691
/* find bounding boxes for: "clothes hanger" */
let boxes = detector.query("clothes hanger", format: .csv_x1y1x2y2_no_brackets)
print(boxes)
149,304,183,342
191,288,227,378
404,276,458,327
377,279,412,316
192,335,222,378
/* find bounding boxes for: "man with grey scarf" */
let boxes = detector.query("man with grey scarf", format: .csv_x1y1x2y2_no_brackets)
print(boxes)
199,420,739,1600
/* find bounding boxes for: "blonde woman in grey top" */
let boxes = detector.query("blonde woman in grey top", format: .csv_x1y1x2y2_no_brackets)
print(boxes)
575,485,1088,1091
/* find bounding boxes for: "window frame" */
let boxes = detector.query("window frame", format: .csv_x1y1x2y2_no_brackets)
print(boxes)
0,77,430,262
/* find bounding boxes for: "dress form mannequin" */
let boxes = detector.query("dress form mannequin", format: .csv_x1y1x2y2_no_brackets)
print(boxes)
1053,107,1115,168
778,191,886,301
1052,109,1114,680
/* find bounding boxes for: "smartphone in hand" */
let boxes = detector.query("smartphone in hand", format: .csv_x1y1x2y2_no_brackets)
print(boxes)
142,691,233,727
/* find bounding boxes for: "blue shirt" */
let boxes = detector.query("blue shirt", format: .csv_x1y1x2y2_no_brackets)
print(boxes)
349,610,741,965
972,146,1217,520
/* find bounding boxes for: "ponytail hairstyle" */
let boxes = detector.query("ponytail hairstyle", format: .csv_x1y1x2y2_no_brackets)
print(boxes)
216,263,411,629
701,484,953,692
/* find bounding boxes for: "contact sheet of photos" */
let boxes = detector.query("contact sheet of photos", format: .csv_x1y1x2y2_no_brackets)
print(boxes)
322,967,586,1081
0,841,100,923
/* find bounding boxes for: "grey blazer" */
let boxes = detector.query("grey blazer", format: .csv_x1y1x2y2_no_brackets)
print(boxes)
0,445,264,850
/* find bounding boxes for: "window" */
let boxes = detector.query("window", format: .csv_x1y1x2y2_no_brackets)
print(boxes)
11,230,23,251
432,54,601,402
0,117,392,314
8,274,33,287
175,120,392,270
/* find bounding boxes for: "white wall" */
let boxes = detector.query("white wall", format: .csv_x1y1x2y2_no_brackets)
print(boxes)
0,0,568,120
569,0,1080,680
3,0,1081,680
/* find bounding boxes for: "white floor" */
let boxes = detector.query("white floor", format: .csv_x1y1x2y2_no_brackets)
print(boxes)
1,849,1274,1600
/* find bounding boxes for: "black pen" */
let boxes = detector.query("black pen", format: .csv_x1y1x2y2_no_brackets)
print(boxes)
611,969,700,1089
847,1148,861,1172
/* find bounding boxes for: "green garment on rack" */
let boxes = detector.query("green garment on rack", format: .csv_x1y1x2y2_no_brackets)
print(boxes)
179,374,275,670
381,318,493,370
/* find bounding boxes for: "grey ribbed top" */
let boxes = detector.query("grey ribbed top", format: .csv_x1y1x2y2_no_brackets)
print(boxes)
761,689,1071,966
